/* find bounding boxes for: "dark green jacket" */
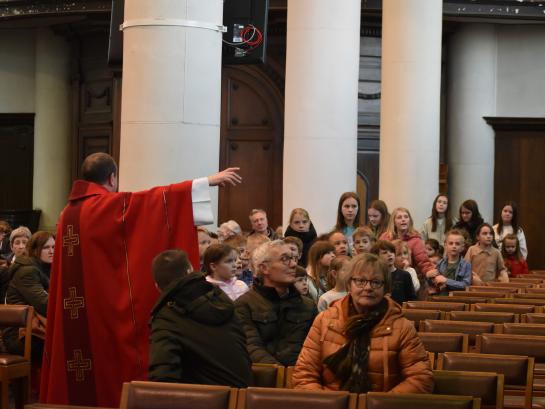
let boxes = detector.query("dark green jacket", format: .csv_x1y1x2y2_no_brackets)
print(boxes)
148,272,251,387
234,283,317,366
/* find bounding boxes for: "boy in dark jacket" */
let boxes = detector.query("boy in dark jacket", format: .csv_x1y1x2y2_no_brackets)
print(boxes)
149,249,251,387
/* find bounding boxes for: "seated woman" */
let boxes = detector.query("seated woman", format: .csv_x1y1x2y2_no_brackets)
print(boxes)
292,253,433,393
4,231,54,362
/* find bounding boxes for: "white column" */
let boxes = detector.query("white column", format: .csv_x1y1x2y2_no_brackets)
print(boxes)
447,24,497,223
119,0,223,223
33,28,71,231
379,0,443,227
283,0,360,234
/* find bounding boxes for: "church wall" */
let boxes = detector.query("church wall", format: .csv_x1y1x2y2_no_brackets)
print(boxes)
496,25,545,117
0,30,35,112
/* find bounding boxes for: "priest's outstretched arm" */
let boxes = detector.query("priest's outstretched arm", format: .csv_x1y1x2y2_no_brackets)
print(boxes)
192,167,242,226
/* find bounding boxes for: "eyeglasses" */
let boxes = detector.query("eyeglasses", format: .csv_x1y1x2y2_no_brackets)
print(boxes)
350,278,384,289
278,255,299,265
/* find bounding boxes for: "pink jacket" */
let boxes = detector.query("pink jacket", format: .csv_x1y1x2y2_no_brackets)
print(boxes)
380,232,435,277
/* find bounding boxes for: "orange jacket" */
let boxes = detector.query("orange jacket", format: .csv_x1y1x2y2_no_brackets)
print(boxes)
292,295,433,393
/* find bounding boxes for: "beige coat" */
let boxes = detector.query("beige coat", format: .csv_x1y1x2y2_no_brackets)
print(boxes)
292,295,433,393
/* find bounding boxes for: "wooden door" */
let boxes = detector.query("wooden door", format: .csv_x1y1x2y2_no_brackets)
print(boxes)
489,118,545,270
219,66,284,232
0,114,34,210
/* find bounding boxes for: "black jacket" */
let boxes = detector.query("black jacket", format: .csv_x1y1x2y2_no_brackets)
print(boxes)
390,269,417,305
234,283,317,366
148,272,251,387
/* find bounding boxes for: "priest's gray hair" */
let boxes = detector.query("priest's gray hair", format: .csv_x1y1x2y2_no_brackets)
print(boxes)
252,240,286,269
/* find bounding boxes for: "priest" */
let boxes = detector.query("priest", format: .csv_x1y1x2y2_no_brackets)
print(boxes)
40,153,241,407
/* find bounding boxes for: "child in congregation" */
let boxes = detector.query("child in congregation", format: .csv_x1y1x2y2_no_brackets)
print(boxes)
306,241,336,303
352,226,375,255
427,229,472,295
294,266,310,297
465,223,509,285
317,256,351,312
197,227,212,271
453,199,484,247
421,194,453,245
392,239,420,293
284,208,317,266
493,201,528,260
245,233,270,282
204,244,249,301
284,236,304,266
334,192,362,253
329,231,349,256
223,234,253,286
367,199,390,239
371,240,416,305
501,234,529,277
425,239,443,265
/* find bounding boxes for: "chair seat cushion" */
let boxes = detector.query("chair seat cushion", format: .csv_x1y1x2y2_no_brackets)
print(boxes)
0,354,27,365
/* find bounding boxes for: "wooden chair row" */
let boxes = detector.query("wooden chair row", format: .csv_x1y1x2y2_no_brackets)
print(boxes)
403,300,545,314
118,381,482,409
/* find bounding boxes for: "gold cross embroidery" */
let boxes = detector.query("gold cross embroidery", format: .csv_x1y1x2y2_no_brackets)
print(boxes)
63,287,85,320
63,225,80,257
67,349,92,382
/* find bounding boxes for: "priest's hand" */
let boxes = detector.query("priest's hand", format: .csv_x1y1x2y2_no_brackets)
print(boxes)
208,167,242,187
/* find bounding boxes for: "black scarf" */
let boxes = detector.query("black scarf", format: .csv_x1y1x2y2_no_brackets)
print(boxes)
323,298,388,393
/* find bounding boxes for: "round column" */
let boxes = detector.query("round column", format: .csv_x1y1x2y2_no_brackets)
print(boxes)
283,0,361,234
447,24,497,222
379,0,443,227
119,0,224,222
34,28,71,231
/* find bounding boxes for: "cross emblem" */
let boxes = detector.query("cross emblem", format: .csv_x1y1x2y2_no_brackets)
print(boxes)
63,225,80,256
67,349,92,382
63,287,85,319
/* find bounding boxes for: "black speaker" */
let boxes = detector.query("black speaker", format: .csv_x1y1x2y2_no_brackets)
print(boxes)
108,0,124,67
222,0,268,65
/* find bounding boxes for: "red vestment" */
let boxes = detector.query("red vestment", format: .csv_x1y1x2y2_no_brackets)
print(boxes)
40,180,199,407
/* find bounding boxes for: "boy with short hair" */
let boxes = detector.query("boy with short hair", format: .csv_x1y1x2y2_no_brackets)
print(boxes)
371,240,416,305
294,266,310,297
427,229,472,294
149,249,251,386
352,226,376,255
284,236,303,264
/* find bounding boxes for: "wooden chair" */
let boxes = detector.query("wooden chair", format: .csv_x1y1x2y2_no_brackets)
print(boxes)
250,363,285,388
469,286,519,294
447,311,518,324
510,278,544,285
419,319,494,345
403,301,467,312
236,387,356,409
120,381,237,409
491,298,545,308
493,323,545,336
433,370,504,409
471,303,538,315
451,291,509,299
357,392,480,409
437,352,534,409
430,296,488,305
513,293,545,300
0,305,33,409
284,366,295,388
521,313,545,324
524,288,545,295
418,332,469,354
486,283,534,289
402,308,444,328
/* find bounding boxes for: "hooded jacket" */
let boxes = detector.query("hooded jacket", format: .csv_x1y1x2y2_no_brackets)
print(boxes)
292,295,433,393
148,272,251,387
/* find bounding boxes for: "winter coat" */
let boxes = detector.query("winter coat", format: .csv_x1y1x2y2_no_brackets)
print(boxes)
235,283,317,366
292,295,433,393
149,272,251,387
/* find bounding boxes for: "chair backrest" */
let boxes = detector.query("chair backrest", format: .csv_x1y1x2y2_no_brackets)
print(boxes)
476,333,545,363
250,363,285,388
419,319,494,345
437,352,533,409
494,322,545,336
451,291,508,299
471,303,537,314
509,278,544,284
492,297,545,307
358,392,479,409
525,288,545,295
237,387,356,409
469,286,518,294
0,304,33,360
433,370,504,409
429,296,488,304
402,308,443,327
521,313,545,323
120,381,236,409
447,311,517,324
284,366,295,388
403,301,467,312
487,282,533,288
513,292,545,300
417,332,469,353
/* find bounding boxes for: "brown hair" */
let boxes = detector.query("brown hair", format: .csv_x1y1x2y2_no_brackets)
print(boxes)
307,241,335,291
367,200,390,238
289,208,310,224
385,207,419,239
335,192,361,230
328,255,351,289
430,194,453,232
346,253,391,294
284,236,303,254
352,226,375,241
27,231,55,261
501,233,522,261
223,234,247,249
203,244,236,275
370,240,396,255
152,249,192,290
0,220,11,235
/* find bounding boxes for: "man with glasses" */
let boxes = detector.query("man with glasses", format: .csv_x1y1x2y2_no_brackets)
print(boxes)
235,240,317,365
